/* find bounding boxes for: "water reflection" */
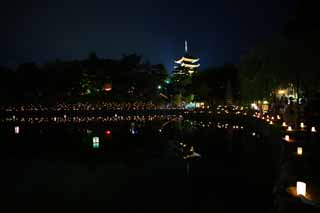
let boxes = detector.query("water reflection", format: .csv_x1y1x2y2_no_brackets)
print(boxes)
1,116,319,212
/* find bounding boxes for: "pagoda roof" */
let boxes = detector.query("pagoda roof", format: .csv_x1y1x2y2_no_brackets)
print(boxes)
175,55,200,64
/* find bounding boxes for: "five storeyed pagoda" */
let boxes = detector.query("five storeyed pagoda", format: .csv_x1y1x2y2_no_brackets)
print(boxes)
173,41,200,81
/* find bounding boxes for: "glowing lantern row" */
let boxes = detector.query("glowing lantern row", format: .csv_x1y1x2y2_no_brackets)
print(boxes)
296,181,306,197
297,147,303,156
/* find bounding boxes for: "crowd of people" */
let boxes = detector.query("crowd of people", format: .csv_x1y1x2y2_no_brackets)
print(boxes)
268,96,319,127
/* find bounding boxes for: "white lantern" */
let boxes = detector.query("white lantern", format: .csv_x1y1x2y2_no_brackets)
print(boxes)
287,126,292,131
300,122,305,129
93,137,99,143
284,135,290,142
93,136,99,148
14,126,19,134
311,126,316,133
296,181,306,197
282,122,287,127
297,147,303,155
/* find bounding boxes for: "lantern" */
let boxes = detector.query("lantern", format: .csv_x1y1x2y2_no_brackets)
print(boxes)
93,136,99,143
311,126,316,133
282,122,287,127
296,181,306,197
103,83,112,92
93,136,99,148
287,126,292,131
14,126,20,134
300,122,305,129
284,135,290,142
297,147,303,156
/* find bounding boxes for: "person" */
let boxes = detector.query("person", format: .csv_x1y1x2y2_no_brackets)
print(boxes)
283,99,298,128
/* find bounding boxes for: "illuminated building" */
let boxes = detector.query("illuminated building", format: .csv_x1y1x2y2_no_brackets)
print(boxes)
173,41,200,81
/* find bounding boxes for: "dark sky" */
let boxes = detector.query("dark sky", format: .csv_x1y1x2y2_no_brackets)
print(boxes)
1,0,292,71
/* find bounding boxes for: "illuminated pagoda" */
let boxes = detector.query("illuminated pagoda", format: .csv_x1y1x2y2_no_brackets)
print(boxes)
173,41,200,81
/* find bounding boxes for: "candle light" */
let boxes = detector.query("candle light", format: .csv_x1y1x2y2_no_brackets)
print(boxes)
311,126,316,133
287,126,292,131
296,181,306,197
300,122,305,129
277,115,281,120
282,122,287,127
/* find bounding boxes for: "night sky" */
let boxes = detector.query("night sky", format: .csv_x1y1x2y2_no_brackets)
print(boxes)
1,0,293,71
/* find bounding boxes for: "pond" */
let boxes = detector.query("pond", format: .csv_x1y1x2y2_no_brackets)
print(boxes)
0,117,276,212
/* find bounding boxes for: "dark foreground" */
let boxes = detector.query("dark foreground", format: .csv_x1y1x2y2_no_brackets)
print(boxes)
0,120,285,212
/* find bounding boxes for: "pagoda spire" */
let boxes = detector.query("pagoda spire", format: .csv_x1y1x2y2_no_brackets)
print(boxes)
185,40,188,54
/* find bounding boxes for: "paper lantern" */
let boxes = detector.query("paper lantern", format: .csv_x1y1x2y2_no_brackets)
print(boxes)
296,181,306,196
14,126,19,134
284,135,290,142
93,136,99,143
311,126,316,133
287,126,292,131
105,130,111,135
297,147,303,156
103,83,112,92
282,122,287,127
300,122,305,129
